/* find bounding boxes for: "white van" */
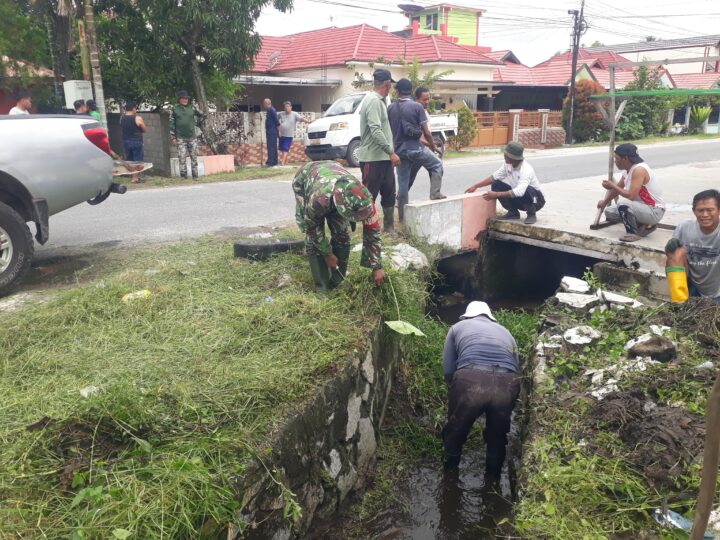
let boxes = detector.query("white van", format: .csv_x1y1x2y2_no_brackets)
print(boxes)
304,92,458,167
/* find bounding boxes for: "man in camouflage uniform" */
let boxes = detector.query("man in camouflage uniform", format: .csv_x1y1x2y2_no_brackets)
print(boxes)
170,90,204,179
293,161,385,290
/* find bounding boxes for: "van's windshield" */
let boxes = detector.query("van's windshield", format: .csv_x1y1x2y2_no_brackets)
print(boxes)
324,94,365,117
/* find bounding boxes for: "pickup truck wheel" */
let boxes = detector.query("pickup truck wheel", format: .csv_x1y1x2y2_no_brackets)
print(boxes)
0,201,34,296
346,140,361,168
432,136,445,157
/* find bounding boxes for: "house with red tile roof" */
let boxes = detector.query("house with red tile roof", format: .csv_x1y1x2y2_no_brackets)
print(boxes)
239,24,500,112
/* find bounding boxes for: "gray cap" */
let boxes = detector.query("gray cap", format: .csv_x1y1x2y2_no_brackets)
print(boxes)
504,141,524,161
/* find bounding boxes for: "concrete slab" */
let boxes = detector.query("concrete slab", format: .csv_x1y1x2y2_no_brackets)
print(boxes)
487,160,720,275
404,193,495,251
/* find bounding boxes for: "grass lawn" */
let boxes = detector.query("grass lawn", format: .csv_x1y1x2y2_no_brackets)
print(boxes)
0,235,427,538
124,166,294,190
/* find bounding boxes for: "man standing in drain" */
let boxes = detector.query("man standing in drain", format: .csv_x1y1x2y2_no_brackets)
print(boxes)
292,161,385,291
441,301,520,480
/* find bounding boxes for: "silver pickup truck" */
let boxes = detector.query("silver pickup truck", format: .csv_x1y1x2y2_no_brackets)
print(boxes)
0,115,125,295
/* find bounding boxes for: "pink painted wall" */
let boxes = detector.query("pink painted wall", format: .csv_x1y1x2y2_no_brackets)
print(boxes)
461,195,496,250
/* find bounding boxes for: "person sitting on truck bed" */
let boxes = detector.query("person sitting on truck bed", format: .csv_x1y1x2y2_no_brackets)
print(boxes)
464,142,545,225
598,143,665,243
388,80,446,223
9,90,31,115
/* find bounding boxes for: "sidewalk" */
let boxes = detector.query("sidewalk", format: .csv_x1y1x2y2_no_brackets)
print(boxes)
489,160,719,275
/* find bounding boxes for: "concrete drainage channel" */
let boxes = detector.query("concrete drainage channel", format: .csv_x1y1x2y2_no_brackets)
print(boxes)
232,236,665,539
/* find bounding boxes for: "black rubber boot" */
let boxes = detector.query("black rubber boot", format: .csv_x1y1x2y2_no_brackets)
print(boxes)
308,254,331,292
330,244,350,288
382,206,395,234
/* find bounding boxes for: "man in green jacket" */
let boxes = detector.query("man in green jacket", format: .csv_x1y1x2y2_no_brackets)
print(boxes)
358,69,401,233
170,90,204,179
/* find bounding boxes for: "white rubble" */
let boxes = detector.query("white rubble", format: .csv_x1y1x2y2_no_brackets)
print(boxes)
596,289,643,308
585,357,659,400
386,243,429,271
560,276,591,294
696,361,715,371
649,325,671,336
625,333,653,351
535,334,564,356
563,325,602,345
555,292,600,310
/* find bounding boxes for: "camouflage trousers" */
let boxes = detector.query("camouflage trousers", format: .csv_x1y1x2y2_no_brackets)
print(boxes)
304,212,351,256
177,138,198,177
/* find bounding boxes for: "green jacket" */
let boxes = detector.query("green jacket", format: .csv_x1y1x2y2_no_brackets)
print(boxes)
169,104,203,139
357,92,394,162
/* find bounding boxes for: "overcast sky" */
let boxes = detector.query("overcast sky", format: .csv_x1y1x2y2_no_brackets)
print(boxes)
256,0,720,67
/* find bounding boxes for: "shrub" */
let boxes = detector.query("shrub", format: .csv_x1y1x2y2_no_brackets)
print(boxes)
448,105,477,150
562,79,609,143
689,105,712,133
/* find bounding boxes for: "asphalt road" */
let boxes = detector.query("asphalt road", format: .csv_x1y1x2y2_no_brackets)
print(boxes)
36,138,720,260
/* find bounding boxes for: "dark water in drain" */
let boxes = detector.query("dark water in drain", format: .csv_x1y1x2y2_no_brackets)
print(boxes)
369,449,513,540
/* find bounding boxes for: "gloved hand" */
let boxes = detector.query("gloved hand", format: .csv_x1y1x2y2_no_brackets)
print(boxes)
665,237,683,254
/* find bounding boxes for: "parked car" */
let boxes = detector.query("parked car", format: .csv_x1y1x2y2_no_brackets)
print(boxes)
304,92,458,167
0,115,124,295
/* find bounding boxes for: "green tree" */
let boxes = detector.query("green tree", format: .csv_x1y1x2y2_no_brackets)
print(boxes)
448,105,477,150
95,0,292,152
689,105,712,133
0,0,51,87
590,40,605,47
616,66,670,140
562,79,609,142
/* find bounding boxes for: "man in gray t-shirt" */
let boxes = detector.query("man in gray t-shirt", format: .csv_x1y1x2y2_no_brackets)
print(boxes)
665,189,720,301
277,101,309,166
441,301,520,480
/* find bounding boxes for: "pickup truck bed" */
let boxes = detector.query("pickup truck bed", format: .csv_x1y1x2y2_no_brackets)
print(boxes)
0,115,118,294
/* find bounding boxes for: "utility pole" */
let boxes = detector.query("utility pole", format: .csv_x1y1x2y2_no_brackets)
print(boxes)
566,0,587,144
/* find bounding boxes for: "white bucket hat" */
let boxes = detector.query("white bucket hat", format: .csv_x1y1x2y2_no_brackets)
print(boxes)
459,301,496,322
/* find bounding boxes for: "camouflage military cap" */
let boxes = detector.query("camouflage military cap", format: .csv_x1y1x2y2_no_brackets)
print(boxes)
333,176,374,222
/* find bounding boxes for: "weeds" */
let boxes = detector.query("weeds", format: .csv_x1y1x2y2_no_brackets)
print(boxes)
0,236,427,538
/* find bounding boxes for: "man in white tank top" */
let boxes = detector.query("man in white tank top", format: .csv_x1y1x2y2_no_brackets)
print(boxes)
598,143,665,242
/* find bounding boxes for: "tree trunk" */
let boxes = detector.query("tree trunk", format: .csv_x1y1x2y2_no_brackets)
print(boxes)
189,53,222,154
51,12,72,80
77,19,91,81
83,0,106,127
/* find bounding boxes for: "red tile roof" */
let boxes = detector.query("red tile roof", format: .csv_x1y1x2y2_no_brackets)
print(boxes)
252,24,499,73
671,72,720,89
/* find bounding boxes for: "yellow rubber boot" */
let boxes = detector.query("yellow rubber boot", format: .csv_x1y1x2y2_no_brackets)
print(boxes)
666,266,689,303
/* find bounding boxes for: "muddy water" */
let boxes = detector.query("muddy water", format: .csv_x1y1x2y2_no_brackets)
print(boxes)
366,449,513,540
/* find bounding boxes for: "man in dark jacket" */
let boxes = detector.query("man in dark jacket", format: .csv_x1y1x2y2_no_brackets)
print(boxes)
441,301,520,480
170,90,203,179
263,98,280,167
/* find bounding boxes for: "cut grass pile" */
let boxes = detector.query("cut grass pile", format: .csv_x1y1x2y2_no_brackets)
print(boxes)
0,236,428,538
515,295,720,539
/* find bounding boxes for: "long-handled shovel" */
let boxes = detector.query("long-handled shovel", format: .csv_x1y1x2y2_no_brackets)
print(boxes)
590,100,626,230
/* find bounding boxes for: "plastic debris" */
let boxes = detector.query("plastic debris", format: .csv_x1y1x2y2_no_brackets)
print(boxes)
263,296,273,303
122,290,152,303
560,276,591,294
386,243,429,271
650,325,671,336
697,361,715,371
654,508,713,539
80,386,99,398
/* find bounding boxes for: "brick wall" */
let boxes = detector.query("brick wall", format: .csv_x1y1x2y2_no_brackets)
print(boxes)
518,127,566,149
198,141,311,167
107,112,172,173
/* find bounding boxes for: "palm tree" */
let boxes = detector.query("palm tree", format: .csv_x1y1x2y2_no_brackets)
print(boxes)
83,0,106,126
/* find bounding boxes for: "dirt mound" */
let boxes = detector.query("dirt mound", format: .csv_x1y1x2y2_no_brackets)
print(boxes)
590,391,705,488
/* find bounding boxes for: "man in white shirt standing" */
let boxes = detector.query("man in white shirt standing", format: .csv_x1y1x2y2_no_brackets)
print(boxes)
597,143,664,243
9,90,31,115
465,141,545,224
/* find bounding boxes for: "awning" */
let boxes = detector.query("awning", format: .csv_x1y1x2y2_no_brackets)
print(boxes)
234,75,342,87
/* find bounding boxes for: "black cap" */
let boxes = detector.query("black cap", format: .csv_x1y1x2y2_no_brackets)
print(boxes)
394,78,412,94
614,143,643,164
178,90,190,98
372,69,395,83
